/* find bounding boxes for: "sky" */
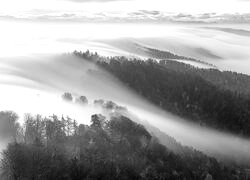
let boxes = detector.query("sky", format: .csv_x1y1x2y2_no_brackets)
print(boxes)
0,0,250,23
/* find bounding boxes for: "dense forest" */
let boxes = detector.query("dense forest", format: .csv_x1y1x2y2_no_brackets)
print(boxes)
73,51,250,137
159,60,250,97
0,94,247,180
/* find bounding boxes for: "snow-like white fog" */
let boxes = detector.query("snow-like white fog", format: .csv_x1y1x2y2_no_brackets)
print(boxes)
0,54,250,165
0,20,250,73
0,20,250,165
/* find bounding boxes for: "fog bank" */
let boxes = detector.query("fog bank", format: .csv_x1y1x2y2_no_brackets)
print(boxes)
0,54,250,165
1,20,250,74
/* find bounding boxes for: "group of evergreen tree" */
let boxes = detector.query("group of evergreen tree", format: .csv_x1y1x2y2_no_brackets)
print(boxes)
62,93,88,105
0,109,246,180
73,51,250,137
158,60,250,97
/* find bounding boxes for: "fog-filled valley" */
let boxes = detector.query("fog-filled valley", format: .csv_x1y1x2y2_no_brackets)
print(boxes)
1,19,250,179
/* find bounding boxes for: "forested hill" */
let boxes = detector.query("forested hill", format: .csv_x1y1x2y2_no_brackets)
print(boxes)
73,51,250,137
0,103,245,180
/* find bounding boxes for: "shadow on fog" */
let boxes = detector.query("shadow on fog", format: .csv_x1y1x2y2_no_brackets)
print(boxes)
0,54,250,165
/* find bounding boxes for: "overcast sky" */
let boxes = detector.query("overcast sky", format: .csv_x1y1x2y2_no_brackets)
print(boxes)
0,0,250,23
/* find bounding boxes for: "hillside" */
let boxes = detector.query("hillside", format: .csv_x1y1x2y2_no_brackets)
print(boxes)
0,100,245,180
159,60,250,97
73,51,250,137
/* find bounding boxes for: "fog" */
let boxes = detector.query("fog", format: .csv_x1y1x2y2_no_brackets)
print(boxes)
0,54,250,165
1,20,250,74
1,20,250,165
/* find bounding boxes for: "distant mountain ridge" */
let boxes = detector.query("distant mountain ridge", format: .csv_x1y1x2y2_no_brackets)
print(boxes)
133,43,217,67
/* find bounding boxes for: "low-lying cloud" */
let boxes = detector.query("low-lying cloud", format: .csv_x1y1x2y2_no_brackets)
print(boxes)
1,11,250,23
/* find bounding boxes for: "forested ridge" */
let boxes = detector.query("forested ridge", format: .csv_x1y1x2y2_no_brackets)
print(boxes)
73,51,250,137
0,96,247,180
